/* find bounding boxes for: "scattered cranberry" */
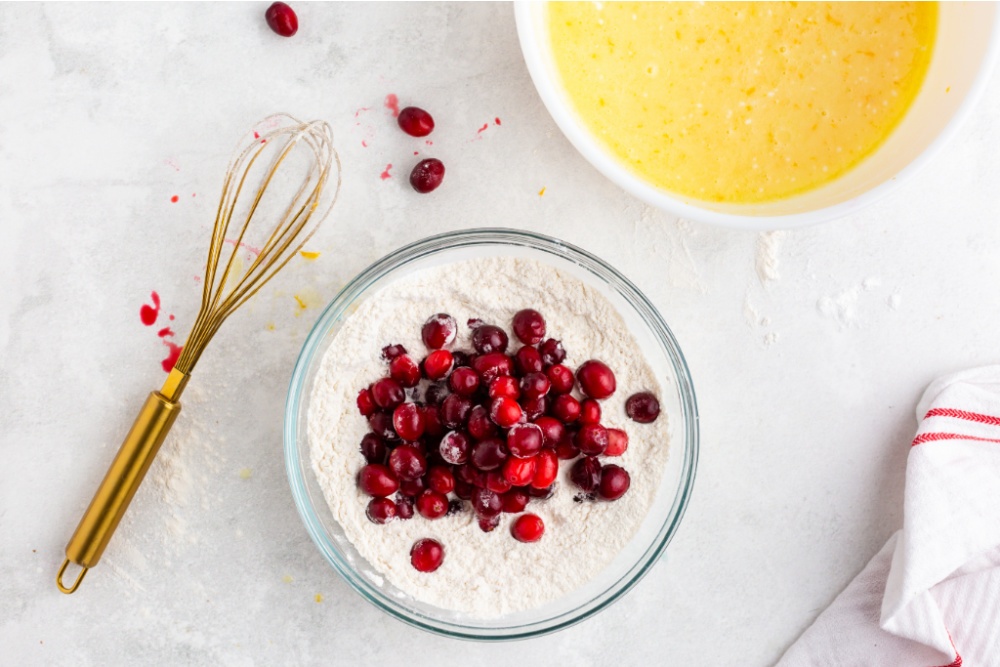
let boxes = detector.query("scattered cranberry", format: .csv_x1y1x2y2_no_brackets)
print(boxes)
265,2,298,37
396,495,414,520
360,433,387,464
371,378,405,410
426,466,455,495
382,343,407,360
366,497,397,524
410,158,445,193
531,449,558,489
389,354,421,388
570,456,602,492
576,424,608,456
440,394,472,429
550,394,581,423
502,489,530,513
448,366,480,396
410,538,444,572
576,360,617,400
422,313,456,349
489,376,520,401
423,350,453,380
467,318,484,329
512,309,546,345
472,487,503,518
579,399,601,425
490,396,522,428
503,455,537,486
439,430,470,465
466,405,497,440
514,346,544,375
533,416,566,448
389,444,427,481
546,364,575,394
421,405,444,437
368,411,398,441
538,338,566,366
506,422,543,458
478,514,500,533
626,392,660,424
472,324,509,354
399,476,426,498
520,372,550,399
470,437,508,471
520,395,547,420
357,387,376,416
485,471,512,494
397,106,435,137
392,403,425,441
605,428,629,456
473,352,514,384
511,513,545,543
416,490,449,520
359,464,399,497
599,465,631,501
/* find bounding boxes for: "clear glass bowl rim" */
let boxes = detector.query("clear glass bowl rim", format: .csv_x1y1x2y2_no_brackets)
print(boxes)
283,227,700,640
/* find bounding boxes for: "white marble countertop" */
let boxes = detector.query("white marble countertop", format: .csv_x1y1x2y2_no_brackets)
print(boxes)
2,3,999,665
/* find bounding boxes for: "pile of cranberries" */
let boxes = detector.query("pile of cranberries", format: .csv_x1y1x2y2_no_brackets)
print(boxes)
354,309,660,573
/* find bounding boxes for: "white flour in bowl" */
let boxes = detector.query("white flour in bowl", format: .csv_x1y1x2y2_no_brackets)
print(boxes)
308,256,670,616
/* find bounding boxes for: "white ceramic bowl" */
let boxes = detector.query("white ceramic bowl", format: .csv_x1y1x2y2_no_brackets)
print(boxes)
516,2,1000,230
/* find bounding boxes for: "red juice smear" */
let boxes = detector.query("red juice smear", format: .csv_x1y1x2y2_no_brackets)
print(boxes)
253,131,260,139
385,94,400,117
361,140,368,148
157,327,174,338
161,341,183,373
170,195,179,203
495,117,502,125
140,292,161,326
380,164,393,180
477,123,488,133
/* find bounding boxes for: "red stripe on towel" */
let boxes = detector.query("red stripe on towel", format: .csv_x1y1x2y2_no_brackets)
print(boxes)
924,407,1000,426
911,432,1000,447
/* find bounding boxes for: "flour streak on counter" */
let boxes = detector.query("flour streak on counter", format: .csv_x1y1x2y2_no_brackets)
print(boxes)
308,257,670,616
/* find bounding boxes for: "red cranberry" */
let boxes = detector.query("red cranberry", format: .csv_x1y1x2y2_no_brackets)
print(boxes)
456,462,487,488
356,387,376,416
570,456,602,492
599,465,631,500
265,2,298,37
605,428,629,456
426,466,455,495
470,437,508,471
490,396,523,428
448,366,480,396
576,360,617,399
360,433,387,464
467,318,484,329
410,538,444,572
389,444,427,481
467,405,498,440
514,346,544,375
512,309,546,345
502,489,530,513
579,399,601,425
546,364,575,394
399,476,426,498
511,513,544,543
551,394,581,423
392,403,425,441
533,416,566,448
397,106,435,137
410,158,445,193
472,487,503,518
520,395,547,420
423,382,450,405
423,350,453,380
421,405,444,437
389,354,421,388
520,372,551,399
453,478,474,500
368,411,399,441
506,422,543,458
439,430,470,465
366,497,396,524
531,449,558,489
381,343,408,360
489,376,520,401
473,352,514,383
575,424,609,455
554,433,580,460
478,514,500,532
538,338,566,366
485,471,512,494
502,455,537,486
416,490,449,519
422,313,456,349
395,495,414,519
358,464,399,497
626,392,661,423
472,325,509,354
371,378,405,410
440,394,472,429
452,350,472,368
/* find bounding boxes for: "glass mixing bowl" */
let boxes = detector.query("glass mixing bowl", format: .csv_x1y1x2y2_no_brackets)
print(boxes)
284,228,698,640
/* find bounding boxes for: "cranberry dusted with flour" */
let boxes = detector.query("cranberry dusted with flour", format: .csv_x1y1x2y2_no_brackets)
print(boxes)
599,465,631,501
605,428,629,457
423,350,454,380
382,343,407,360
507,422,543,458
472,324,509,354
576,360,617,400
490,396,522,428
410,538,444,573
440,394,472,429
576,424,609,456
397,106,435,137
470,437,508,471
366,497,397,524
389,444,427,481
399,476,426,498
467,404,498,441
538,338,566,366
521,395,547,421
488,376,520,401
438,430,470,465
389,354,421,388
478,514,501,533
514,345,544,375
533,416,566,448
360,433,388,465
472,487,504,518
473,352,515,384
502,455,537,486
371,378,405,410
359,464,399,497
570,456,603,493
502,489,530,513
485,471,512,495
416,490,449,520
626,391,661,424
448,366,480,397
511,513,545,543
512,309,546,345
368,411,399,442
422,313,457,349
265,2,298,37
531,449,559,489
410,158,445,194
520,372,551,400
356,387,377,417
550,394,581,423
421,405,444,437
579,399,601,425
426,465,455,495
392,403,425,441
546,364,575,394
395,495,414,520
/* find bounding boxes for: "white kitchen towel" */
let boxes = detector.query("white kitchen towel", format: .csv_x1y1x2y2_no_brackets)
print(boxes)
777,366,1000,667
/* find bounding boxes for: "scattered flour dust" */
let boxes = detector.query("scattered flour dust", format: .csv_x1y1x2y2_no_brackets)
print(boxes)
755,231,786,285
308,257,671,617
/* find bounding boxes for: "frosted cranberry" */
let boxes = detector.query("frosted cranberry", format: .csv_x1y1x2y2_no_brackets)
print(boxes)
456,463,486,488
489,376,520,401
472,325,509,354
576,360,617,399
512,513,544,543
551,394,581,423
626,392,661,424
389,354,421,388
410,538,444,572
514,346,543,375
605,428,629,456
357,387,377,416
554,433,580,460
389,444,427,481
358,464,399,497
467,405,498,441
546,364,575,394
472,487,503,518
599,465,631,500
395,495,414,520
512,309,546,345
424,382,449,405
538,338,566,366
439,430,470,465
422,313,456,349
503,455,537,486
471,437,508,471
467,318,484,329
265,1,298,37
440,394,472,429
416,490,449,520
397,106,435,137
382,343,407,360
426,466,455,495
579,399,601,425
453,478,474,500
527,484,555,499
533,416,566,448
399,476,426,498
366,497,396,524
423,350,453,380
392,403,425,441
507,422,543,458
575,424,608,455
360,433,387,464
485,471,512,494
531,449,558,489
570,456,602,492
520,395,547,420
520,372,550,399
448,367,480,396
490,396,523,428
478,514,500,532
371,378,405,410
421,405,444,437
368,411,399,441
502,489,530,513
410,158,445,193
452,350,471,368
473,352,514,384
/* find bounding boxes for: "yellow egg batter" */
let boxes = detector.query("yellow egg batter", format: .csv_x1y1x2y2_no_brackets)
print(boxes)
548,2,937,203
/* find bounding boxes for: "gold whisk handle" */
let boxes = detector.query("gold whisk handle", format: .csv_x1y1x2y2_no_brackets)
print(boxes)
57,369,190,594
